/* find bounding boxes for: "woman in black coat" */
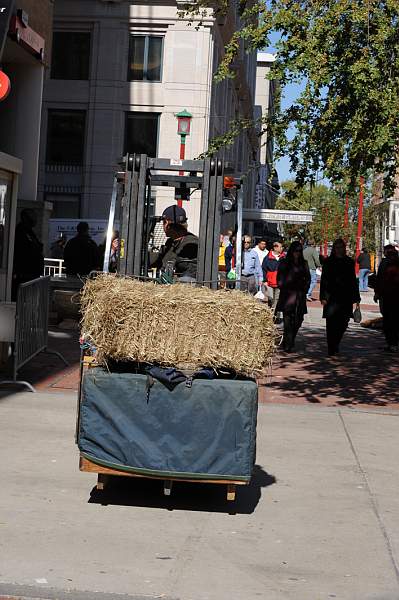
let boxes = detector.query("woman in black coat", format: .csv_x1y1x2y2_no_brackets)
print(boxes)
276,241,311,352
320,238,361,356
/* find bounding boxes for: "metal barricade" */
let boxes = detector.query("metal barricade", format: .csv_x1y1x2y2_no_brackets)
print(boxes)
44,258,65,277
0,276,68,392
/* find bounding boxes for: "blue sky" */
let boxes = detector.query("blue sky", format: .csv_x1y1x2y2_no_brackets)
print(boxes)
264,33,301,184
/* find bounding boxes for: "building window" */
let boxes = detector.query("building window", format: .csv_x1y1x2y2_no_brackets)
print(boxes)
125,113,159,157
128,35,163,81
46,194,81,219
46,110,86,165
51,32,91,80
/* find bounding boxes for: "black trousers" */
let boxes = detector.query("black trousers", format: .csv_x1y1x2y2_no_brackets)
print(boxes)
326,314,350,355
382,303,399,347
283,311,304,350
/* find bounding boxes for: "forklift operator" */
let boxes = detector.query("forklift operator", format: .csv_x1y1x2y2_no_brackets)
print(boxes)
152,205,198,282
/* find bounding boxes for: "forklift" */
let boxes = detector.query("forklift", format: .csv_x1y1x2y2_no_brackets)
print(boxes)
102,153,227,288
76,154,260,503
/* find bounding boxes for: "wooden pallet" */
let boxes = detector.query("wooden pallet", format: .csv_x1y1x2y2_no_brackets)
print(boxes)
80,455,247,501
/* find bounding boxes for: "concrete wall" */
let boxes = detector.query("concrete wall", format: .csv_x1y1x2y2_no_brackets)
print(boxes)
255,52,279,211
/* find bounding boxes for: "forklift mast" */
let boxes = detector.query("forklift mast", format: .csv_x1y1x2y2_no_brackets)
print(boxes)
106,154,224,288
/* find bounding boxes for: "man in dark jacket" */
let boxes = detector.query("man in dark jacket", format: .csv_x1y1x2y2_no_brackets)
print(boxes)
320,238,361,356
151,205,198,282
12,209,44,300
63,222,100,277
357,248,372,292
375,245,399,352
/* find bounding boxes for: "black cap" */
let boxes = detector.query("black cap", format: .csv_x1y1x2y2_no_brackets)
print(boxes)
162,205,187,224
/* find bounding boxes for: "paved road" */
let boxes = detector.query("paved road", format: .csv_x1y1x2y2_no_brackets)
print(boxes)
0,390,398,600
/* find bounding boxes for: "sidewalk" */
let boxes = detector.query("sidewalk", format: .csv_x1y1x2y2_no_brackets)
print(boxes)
259,300,398,409
0,391,398,600
12,290,394,412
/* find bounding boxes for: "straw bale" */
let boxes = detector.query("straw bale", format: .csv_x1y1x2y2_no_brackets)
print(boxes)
80,274,277,375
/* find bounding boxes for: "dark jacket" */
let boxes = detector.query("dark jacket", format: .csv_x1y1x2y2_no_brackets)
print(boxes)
64,233,100,276
13,222,44,283
224,243,234,273
375,256,399,306
320,255,360,318
152,233,198,279
262,250,284,288
276,258,311,314
357,251,371,270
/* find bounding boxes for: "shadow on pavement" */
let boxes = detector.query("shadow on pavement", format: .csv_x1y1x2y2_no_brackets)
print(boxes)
263,325,398,407
0,328,81,396
87,464,276,515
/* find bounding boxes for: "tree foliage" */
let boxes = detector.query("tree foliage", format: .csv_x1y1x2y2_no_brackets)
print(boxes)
180,1,399,194
277,179,379,252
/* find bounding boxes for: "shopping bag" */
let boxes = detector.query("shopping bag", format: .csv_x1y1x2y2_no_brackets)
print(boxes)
353,306,362,323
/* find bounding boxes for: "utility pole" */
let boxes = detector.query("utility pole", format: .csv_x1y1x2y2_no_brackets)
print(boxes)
323,206,328,257
354,176,365,274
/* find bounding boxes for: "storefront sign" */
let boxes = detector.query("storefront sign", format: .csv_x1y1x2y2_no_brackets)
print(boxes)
9,15,44,60
243,208,314,224
0,69,10,101
0,0,15,60
49,219,120,247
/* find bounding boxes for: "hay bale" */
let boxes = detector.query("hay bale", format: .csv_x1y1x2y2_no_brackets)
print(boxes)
80,274,277,375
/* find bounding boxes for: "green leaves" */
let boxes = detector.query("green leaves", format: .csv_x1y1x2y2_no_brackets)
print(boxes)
185,1,399,196
269,0,399,193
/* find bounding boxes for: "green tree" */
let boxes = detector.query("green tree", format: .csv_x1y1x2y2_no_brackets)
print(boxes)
277,179,380,252
276,180,352,245
181,1,399,194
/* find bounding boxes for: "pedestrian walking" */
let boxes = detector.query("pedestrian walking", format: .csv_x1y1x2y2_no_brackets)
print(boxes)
374,244,399,352
64,221,100,277
303,239,321,301
241,235,263,295
320,238,361,357
12,209,44,300
356,248,372,291
276,241,311,352
262,241,285,317
50,234,67,259
253,238,268,266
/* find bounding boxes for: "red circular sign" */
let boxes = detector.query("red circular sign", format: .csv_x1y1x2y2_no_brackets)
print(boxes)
0,70,11,102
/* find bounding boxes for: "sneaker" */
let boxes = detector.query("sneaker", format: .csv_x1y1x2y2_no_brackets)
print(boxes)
306,296,313,302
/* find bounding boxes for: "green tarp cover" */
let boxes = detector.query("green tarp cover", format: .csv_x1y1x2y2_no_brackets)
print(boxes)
78,368,258,481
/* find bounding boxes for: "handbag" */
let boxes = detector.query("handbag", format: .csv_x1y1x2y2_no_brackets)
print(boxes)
353,306,362,323
227,268,236,280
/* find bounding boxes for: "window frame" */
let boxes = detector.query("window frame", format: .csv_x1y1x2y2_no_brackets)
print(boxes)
50,30,92,81
46,109,87,166
124,112,160,158
128,34,164,82
45,193,82,219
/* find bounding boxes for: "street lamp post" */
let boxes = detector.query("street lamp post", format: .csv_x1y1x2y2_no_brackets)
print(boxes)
176,109,192,207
